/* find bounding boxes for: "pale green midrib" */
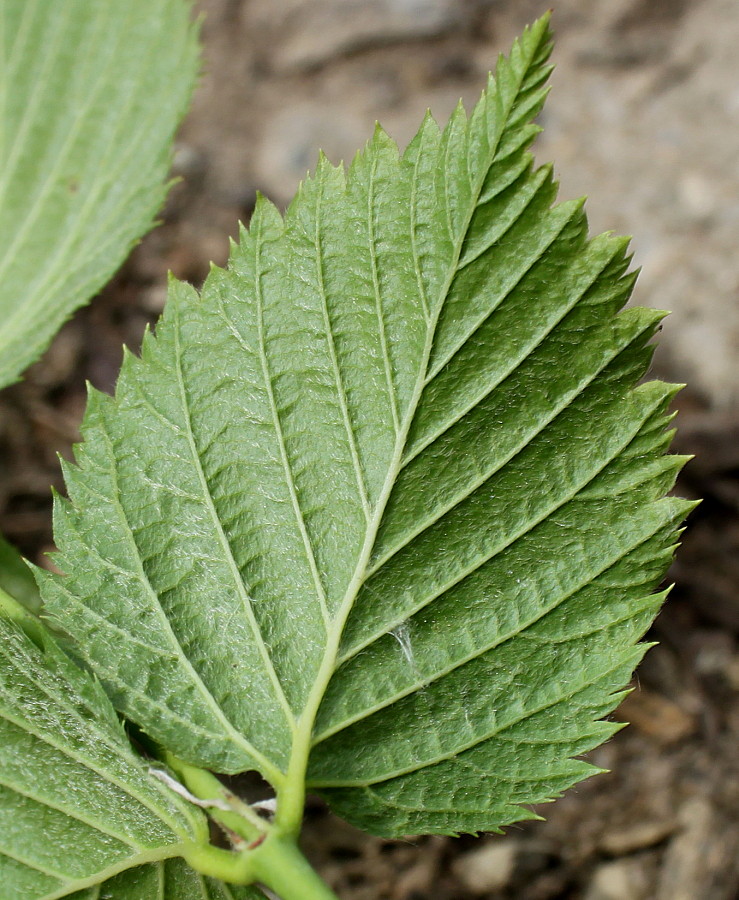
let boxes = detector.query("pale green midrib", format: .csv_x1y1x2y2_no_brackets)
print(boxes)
309,638,644,788
311,498,675,745
37,843,192,900
339,377,669,669
367,151,402,435
0,774,145,850
0,0,69,202
278,23,549,824
82,421,284,783
171,299,298,741
0,684,194,842
360,310,657,588
314,170,372,522
0,1,128,291
251,214,333,630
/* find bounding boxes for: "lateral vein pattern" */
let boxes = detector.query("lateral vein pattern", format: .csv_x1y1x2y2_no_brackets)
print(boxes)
42,15,691,839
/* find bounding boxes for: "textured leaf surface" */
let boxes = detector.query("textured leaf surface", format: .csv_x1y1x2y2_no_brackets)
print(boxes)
66,858,264,900
41,16,691,838
0,617,207,899
0,0,198,389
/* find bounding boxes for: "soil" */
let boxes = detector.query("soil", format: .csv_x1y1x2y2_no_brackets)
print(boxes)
1,1,738,898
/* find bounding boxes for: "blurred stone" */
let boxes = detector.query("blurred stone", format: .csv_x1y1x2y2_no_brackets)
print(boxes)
615,689,696,744
656,798,739,900
451,839,518,893
585,858,651,900
255,101,368,205
252,0,463,73
599,819,676,856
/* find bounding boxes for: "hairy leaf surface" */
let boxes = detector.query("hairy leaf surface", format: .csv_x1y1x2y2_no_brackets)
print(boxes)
41,16,691,838
0,617,207,899
0,0,198,388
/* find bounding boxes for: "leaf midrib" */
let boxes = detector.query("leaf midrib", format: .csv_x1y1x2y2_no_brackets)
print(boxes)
281,21,550,812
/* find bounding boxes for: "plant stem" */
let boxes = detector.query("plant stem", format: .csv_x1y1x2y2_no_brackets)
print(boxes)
248,833,339,900
161,751,265,841
159,754,338,898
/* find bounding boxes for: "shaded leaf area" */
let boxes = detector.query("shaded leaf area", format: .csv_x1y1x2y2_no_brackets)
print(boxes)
67,857,264,900
0,0,198,388
40,15,690,839
0,535,40,612
0,617,207,900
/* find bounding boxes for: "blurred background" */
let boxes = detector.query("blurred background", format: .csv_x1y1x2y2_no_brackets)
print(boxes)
1,0,738,897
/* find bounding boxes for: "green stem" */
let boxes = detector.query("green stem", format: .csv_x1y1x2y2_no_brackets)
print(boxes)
162,751,265,841
158,754,337,898
248,833,339,900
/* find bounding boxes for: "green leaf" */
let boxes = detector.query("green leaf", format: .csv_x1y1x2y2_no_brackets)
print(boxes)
0,0,199,389
0,535,41,614
0,617,209,899
39,14,691,841
66,858,264,900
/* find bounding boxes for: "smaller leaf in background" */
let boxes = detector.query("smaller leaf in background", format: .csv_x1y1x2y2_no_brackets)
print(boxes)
0,534,40,613
0,0,199,389
0,616,209,900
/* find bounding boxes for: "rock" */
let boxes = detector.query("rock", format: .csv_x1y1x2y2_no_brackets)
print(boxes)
656,798,739,900
585,859,651,900
451,839,518,893
255,100,369,205
599,819,676,856
251,0,463,73
615,689,696,744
